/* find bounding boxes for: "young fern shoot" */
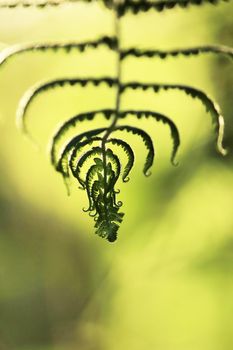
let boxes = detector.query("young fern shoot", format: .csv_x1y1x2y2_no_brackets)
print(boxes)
0,0,232,241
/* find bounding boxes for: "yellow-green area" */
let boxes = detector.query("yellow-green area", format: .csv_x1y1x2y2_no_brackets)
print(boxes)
0,1,232,349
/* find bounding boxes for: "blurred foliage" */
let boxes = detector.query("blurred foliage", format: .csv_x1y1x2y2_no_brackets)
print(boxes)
0,1,233,349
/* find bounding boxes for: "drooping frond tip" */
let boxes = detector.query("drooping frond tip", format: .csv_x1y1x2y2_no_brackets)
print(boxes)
70,147,124,242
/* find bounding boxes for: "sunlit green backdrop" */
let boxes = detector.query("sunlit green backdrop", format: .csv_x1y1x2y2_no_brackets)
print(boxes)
0,2,232,349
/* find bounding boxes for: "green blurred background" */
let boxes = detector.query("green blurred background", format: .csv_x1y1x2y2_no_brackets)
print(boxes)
0,1,233,349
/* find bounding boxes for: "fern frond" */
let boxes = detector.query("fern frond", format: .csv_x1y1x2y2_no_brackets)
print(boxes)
3,0,230,243
119,109,180,165
114,125,155,176
121,83,227,155
117,0,230,16
0,36,117,69
121,45,233,61
17,78,117,133
107,138,135,182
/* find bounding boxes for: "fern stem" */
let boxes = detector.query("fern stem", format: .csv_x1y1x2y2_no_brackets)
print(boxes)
101,6,122,224
104,7,122,140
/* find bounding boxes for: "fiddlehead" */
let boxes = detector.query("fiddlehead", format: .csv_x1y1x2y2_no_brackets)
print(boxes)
0,0,231,241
